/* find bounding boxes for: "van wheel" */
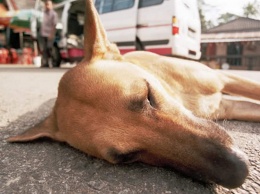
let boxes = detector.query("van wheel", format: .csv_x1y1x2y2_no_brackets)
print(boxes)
51,45,62,67
135,41,144,51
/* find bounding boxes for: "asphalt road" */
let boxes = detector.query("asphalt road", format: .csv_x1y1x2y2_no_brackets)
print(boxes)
0,67,259,194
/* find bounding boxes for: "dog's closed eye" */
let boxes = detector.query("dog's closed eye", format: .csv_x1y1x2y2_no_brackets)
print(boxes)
128,87,156,112
147,87,156,108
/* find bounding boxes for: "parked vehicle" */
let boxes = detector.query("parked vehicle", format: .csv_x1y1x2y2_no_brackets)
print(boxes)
56,0,201,65
56,0,85,64
95,0,201,60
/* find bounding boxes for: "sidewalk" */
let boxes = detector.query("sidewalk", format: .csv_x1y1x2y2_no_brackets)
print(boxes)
0,63,75,68
0,64,38,68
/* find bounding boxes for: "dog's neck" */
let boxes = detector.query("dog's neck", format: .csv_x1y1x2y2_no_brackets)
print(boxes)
83,0,122,62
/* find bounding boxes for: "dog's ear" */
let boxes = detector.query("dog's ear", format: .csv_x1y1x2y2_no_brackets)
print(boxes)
6,112,59,143
83,0,122,62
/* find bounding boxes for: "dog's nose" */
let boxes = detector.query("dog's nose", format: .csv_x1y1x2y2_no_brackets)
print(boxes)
213,146,249,188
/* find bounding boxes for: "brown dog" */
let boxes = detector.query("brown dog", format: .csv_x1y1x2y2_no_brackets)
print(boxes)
7,0,260,189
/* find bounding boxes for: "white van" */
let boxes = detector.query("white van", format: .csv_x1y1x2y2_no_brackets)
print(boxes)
95,0,201,60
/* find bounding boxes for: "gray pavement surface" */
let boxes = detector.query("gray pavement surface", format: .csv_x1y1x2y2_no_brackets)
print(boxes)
0,67,259,194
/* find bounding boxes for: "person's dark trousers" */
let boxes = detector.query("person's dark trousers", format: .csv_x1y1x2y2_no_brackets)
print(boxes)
41,36,53,67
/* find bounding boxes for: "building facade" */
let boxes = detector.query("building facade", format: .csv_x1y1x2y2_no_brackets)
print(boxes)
201,17,260,70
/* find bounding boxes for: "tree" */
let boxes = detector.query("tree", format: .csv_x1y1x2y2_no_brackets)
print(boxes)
198,0,209,31
218,13,238,25
199,7,208,31
205,20,214,29
197,0,218,30
243,0,259,18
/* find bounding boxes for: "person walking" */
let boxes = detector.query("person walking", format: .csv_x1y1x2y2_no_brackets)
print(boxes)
40,0,58,67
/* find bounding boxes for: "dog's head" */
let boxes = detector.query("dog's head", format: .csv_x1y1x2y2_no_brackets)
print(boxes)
7,0,249,189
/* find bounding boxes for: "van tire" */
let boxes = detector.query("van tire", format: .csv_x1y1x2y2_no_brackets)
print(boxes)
51,45,62,67
135,40,144,51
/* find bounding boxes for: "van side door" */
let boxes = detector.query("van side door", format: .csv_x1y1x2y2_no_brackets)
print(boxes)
137,0,172,55
95,0,139,54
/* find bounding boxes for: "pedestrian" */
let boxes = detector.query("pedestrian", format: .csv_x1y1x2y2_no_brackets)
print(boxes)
40,0,58,67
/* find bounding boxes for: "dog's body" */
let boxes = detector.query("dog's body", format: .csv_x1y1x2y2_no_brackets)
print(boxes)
124,51,260,120
7,0,260,189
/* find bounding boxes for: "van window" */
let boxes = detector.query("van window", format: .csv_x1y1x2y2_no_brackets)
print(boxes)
95,0,112,13
68,13,84,36
138,0,164,8
95,0,135,14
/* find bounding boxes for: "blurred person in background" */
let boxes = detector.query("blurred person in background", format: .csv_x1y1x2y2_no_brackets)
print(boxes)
40,0,57,67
